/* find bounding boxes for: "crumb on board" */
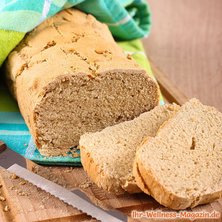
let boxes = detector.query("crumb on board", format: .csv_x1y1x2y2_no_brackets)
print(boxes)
39,204,45,209
64,168,73,173
10,174,18,179
3,205,10,212
17,191,29,196
9,186,15,190
0,196,6,201
79,181,92,189
19,181,26,186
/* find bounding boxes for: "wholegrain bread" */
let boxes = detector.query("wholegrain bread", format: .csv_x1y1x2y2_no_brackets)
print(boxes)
134,98,222,209
80,104,179,194
5,9,159,156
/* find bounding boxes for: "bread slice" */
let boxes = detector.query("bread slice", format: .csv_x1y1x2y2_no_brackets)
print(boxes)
79,104,180,194
5,9,159,156
134,98,222,209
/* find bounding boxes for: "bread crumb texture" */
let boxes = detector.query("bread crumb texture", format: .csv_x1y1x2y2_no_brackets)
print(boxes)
135,98,222,209
80,104,179,194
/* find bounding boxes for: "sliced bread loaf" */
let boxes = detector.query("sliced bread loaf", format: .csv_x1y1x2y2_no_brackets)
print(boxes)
79,104,180,194
134,98,222,209
5,9,159,156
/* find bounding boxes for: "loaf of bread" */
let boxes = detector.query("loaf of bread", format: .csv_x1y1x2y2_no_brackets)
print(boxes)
5,9,159,156
134,99,222,209
80,104,179,194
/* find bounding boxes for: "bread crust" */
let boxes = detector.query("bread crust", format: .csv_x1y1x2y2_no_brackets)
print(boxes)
133,161,150,195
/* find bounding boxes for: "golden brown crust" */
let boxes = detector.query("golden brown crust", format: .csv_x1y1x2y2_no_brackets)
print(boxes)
6,9,144,100
133,162,150,195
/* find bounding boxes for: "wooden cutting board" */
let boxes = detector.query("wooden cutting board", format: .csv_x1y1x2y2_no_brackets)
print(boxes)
28,161,222,222
0,63,221,222
0,167,97,222
1,162,221,222
0,161,222,222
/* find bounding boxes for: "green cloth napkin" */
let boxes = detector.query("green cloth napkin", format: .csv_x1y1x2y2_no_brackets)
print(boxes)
0,0,163,165
0,0,151,66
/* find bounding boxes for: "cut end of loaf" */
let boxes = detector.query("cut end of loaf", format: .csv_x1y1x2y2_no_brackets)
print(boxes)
34,70,159,156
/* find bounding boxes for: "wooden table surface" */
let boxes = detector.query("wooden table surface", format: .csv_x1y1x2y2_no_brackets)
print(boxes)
143,0,222,111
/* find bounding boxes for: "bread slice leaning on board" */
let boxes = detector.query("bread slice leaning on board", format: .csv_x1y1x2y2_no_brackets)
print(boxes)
134,98,222,210
79,104,180,194
4,9,159,156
